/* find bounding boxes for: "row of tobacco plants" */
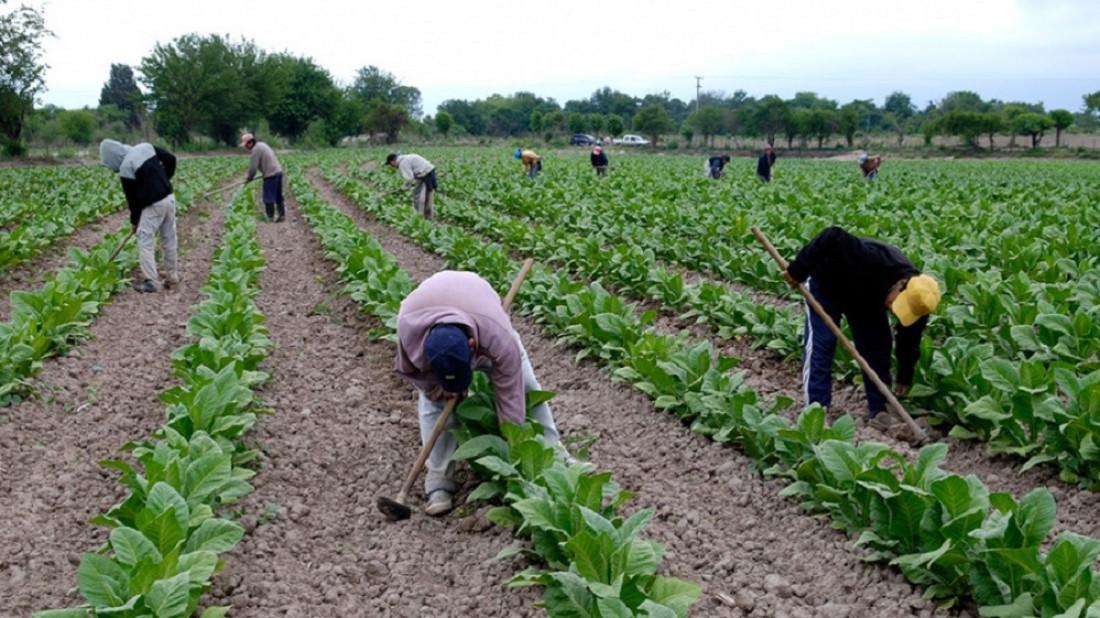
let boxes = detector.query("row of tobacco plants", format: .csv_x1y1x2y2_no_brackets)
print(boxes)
37,185,270,618
301,150,1100,617
0,158,235,406
289,170,701,617
351,149,1100,492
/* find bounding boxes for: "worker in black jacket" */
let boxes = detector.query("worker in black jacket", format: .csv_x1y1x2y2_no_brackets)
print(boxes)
590,145,609,176
707,154,730,179
100,139,179,293
782,226,941,429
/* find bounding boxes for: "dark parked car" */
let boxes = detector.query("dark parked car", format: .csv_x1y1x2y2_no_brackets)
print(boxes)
570,134,598,146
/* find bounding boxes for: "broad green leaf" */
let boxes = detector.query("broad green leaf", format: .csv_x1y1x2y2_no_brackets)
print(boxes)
145,572,191,618
109,526,161,567
183,518,243,554
77,553,128,608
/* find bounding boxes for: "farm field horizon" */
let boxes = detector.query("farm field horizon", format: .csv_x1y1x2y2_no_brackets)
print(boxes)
1,147,1098,617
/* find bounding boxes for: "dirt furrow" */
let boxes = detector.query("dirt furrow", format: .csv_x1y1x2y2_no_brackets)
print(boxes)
0,198,227,615
301,171,951,617
204,192,543,616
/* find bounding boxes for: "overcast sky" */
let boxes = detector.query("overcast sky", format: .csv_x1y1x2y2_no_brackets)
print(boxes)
25,0,1100,116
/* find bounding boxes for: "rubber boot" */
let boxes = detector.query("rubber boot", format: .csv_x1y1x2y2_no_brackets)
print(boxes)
264,203,275,221
276,202,286,223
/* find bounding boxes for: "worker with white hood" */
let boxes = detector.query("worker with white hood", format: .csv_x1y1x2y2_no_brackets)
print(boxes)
99,139,179,292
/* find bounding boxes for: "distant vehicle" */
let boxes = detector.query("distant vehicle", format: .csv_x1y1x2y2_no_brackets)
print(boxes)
613,134,650,146
569,134,598,146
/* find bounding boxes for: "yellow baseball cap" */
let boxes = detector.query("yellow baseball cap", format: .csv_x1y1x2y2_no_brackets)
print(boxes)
891,274,941,327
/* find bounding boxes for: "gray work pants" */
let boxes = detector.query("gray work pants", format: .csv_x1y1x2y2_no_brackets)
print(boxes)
416,330,560,495
137,195,178,286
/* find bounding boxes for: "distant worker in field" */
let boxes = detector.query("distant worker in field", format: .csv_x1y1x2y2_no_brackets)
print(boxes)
240,133,286,222
858,153,882,180
394,270,574,516
385,152,438,219
706,154,731,179
515,148,542,180
756,145,776,182
781,225,942,432
99,139,179,293
590,145,609,176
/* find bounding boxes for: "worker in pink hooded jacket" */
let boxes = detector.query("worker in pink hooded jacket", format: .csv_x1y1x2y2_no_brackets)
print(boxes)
394,270,572,516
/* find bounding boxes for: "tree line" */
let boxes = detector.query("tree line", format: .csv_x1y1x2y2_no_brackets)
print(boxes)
3,2,1099,154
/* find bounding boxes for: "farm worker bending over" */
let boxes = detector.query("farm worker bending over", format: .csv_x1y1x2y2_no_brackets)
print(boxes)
385,153,437,220
516,148,541,180
99,139,179,293
756,145,776,182
394,270,572,516
858,153,882,180
781,226,942,432
240,133,286,222
706,154,731,179
590,145,609,176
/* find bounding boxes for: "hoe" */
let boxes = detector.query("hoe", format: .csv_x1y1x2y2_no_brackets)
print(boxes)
752,226,931,447
378,258,536,521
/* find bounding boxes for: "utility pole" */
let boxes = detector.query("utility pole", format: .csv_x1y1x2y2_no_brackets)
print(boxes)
694,76,703,112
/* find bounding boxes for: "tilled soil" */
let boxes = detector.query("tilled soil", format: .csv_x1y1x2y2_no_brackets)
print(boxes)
0,199,226,615
1,169,1096,618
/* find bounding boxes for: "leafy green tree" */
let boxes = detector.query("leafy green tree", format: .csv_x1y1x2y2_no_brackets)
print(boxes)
541,110,563,135
1011,112,1053,148
0,1,51,148
567,112,586,134
786,109,812,148
434,110,453,138
364,99,410,143
788,91,836,111
57,108,96,143
141,34,271,145
98,63,142,129
1085,91,1100,121
936,111,985,148
631,104,671,148
606,114,624,137
979,111,1006,150
266,55,339,142
588,87,639,124
1048,109,1073,147
680,123,694,146
320,94,366,146
350,65,421,118
938,91,988,113
688,106,725,147
528,109,543,134
746,95,788,146
587,113,605,137
883,91,915,121
809,109,836,148
438,99,487,136
837,104,859,147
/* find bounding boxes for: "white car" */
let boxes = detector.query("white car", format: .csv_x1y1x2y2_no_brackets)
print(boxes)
613,134,650,146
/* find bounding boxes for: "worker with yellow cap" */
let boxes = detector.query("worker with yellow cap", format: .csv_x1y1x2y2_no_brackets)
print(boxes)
781,226,942,431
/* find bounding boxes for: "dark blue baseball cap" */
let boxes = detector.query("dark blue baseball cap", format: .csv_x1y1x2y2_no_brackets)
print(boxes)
425,324,472,393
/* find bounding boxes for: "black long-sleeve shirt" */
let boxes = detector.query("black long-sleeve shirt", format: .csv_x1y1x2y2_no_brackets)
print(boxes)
786,226,927,384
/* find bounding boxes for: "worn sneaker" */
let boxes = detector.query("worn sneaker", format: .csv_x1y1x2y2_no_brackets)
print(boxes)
163,272,180,288
425,490,454,517
275,214,285,223
133,280,158,293
869,410,903,433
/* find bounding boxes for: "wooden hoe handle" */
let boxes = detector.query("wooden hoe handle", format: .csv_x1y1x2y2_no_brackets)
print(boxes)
750,226,925,442
392,257,538,508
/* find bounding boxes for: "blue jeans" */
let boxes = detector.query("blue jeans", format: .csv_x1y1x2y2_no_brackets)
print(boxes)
801,278,893,416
